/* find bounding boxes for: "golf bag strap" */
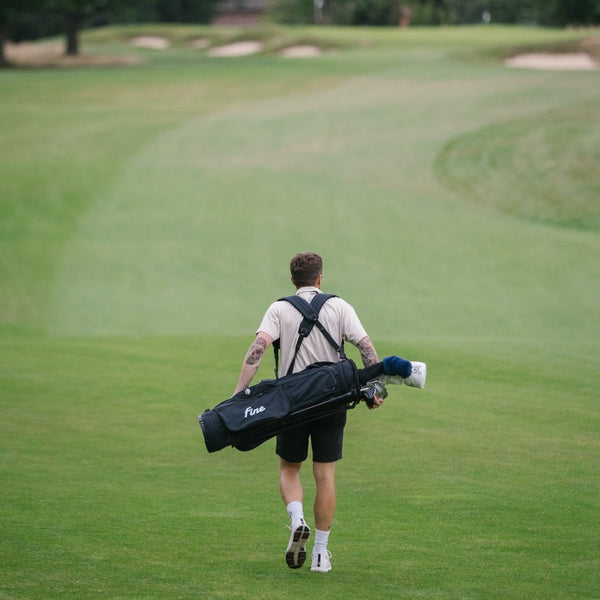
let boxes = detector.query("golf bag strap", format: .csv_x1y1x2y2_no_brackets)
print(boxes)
273,293,345,378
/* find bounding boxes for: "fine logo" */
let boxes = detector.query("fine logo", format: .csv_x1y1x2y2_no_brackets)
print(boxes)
244,405,266,418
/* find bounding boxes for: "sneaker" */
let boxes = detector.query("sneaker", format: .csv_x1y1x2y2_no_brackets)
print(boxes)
285,520,310,569
310,550,332,572
403,361,426,389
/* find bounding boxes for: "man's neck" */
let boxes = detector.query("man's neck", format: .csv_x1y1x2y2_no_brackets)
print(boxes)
295,285,321,294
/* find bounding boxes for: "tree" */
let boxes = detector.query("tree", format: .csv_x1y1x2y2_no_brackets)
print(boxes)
537,0,600,25
406,0,600,25
0,0,45,66
0,8,8,66
44,0,113,55
46,0,219,56
154,0,219,23
1,0,222,65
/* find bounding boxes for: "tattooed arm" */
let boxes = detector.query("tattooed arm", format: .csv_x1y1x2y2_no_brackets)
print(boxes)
356,336,384,409
356,336,379,367
233,332,274,394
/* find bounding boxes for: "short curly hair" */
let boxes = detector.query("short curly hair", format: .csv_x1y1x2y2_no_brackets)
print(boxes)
290,252,323,287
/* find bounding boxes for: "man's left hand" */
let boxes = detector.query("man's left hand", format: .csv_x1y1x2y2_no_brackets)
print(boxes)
368,395,384,410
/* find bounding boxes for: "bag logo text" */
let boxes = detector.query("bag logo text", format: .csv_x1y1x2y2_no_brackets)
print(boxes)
244,405,266,418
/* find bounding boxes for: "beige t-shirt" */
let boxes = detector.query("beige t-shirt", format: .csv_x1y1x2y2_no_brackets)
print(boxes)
257,286,368,375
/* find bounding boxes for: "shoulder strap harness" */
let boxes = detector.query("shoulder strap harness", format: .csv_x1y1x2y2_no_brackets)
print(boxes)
273,293,346,378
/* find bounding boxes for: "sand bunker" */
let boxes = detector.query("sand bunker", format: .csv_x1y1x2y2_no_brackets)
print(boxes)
130,36,169,50
208,41,262,57
5,41,142,67
280,45,322,58
5,41,63,63
504,52,597,71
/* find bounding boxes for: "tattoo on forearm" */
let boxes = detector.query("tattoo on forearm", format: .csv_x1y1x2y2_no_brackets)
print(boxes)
358,337,379,367
245,336,268,366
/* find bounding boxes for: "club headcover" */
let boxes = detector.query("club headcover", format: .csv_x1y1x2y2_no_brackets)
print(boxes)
382,356,412,379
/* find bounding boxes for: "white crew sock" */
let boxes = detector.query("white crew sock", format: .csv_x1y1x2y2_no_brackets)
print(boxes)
286,501,304,527
314,529,330,554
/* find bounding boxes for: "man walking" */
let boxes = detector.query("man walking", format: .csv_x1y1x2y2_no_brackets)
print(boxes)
233,252,383,572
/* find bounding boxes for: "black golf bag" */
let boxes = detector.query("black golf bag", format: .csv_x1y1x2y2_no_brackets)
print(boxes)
198,293,416,454
198,359,362,453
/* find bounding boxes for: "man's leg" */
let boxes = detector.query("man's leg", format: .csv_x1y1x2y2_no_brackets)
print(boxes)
280,458,310,569
279,458,303,507
313,461,336,530
311,461,336,572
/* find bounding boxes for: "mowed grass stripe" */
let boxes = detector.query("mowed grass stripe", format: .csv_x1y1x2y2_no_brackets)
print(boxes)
46,56,599,344
435,102,600,230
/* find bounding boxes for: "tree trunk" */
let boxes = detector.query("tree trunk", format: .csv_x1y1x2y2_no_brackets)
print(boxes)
64,12,81,56
0,20,7,67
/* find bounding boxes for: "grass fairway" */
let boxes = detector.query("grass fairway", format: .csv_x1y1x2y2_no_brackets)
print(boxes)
1,24,599,599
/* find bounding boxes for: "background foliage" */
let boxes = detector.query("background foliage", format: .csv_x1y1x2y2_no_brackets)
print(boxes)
3,0,600,49
269,0,600,26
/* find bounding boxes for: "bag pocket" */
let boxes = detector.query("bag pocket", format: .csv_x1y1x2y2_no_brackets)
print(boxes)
283,365,339,410
216,381,290,433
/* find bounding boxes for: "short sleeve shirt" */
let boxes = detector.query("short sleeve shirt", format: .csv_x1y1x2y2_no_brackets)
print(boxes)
257,286,368,375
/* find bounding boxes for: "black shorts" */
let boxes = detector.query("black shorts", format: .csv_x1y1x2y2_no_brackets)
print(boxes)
276,410,347,463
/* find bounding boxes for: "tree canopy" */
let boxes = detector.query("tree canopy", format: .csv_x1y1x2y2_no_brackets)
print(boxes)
1,0,220,62
270,0,600,26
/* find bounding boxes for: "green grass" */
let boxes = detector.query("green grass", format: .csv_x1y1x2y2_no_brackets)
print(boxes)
435,103,600,230
1,24,599,599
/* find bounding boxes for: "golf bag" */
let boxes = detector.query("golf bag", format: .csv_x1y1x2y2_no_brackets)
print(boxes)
198,292,426,454
199,359,362,453
198,354,426,453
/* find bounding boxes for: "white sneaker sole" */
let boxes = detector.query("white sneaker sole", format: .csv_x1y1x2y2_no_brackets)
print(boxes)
285,522,310,569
